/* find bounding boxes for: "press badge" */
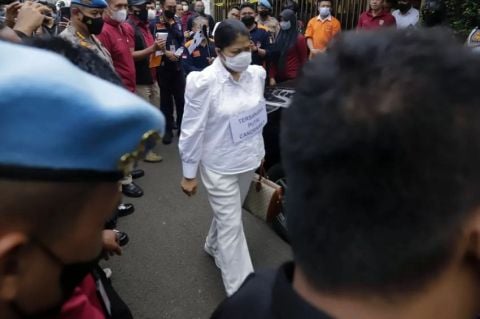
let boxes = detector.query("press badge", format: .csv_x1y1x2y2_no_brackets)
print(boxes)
229,100,267,144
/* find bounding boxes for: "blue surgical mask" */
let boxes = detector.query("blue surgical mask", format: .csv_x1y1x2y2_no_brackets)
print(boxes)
319,7,330,18
280,21,291,30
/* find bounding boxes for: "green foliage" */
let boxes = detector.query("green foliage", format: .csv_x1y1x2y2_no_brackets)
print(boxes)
444,0,479,39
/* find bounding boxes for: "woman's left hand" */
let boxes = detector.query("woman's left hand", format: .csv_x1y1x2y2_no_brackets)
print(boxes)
181,177,198,196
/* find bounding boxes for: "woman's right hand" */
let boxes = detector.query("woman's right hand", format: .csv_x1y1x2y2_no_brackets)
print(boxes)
181,177,198,196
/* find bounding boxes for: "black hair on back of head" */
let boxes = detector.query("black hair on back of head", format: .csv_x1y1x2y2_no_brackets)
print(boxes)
282,28,480,296
239,2,255,11
214,19,249,50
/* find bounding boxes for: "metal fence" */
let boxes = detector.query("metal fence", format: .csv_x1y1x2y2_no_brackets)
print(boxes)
213,0,369,30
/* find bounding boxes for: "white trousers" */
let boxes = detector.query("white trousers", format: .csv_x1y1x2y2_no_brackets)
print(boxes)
200,166,254,296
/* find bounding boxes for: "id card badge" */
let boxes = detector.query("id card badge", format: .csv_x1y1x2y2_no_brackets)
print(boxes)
174,47,184,57
229,100,267,144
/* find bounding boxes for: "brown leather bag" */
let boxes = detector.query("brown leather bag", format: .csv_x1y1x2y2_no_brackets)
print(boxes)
243,165,283,222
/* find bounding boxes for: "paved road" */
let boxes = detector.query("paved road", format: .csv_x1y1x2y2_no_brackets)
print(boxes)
103,137,291,319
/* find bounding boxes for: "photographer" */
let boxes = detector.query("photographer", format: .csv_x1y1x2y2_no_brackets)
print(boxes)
153,0,185,145
2,0,52,39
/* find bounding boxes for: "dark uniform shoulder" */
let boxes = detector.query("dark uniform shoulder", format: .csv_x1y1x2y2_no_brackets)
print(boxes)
211,269,276,319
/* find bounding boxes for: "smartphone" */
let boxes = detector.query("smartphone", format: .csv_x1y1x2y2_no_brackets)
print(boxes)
155,32,168,41
60,6,70,21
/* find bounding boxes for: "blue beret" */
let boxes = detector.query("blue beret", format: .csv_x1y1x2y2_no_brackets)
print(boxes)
71,0,107,8
0,41,165,182
128,0,148,6
259,0,272,9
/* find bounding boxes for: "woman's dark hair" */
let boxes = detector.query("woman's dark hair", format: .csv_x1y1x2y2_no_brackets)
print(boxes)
272,9,298,71
214,19,250,50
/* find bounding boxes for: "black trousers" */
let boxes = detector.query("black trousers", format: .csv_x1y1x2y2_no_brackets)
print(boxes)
158,68,186,133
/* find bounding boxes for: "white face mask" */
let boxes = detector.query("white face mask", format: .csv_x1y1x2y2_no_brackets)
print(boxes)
148,9,156,20
222,51,252,73
182,5,189,11
280,20,291,30
319,7,330,18
111,8,127,23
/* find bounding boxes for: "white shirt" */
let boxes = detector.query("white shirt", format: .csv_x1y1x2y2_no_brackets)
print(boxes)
179,58,266,178
392,7,419,29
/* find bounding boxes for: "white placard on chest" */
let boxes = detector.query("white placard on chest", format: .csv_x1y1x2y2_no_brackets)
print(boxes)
229,101,267,144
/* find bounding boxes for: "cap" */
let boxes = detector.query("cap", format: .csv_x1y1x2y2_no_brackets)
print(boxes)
128,0,148,6
0,41,165,182
71,0,107,9
259,0,272,9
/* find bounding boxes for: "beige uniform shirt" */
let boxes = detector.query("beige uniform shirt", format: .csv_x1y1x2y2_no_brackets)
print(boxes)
256,16,280,42
60,24,114,68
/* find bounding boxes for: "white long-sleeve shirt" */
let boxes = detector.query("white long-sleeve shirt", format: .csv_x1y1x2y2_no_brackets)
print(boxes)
179,58,267,179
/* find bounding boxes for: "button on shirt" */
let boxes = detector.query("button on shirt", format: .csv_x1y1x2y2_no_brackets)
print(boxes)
392,7,419,29
179,58,266,179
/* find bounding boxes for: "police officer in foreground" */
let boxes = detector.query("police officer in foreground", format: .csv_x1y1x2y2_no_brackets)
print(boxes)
60,0,113,67
0,40,164,319
211,29,480,319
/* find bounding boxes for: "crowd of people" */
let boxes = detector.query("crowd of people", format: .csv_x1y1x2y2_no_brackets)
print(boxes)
1,0,480,318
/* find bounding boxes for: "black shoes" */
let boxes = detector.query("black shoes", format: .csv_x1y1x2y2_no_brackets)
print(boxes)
122,182,143,198
117,203,134,217
131,169,145,179
114,229,130,247
162,130,173,145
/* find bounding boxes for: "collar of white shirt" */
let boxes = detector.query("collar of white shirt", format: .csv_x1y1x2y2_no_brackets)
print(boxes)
213,57,251,84
317,15,332,22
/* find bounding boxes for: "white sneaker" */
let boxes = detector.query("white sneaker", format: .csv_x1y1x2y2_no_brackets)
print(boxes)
204,243,220,269
103,268,113,279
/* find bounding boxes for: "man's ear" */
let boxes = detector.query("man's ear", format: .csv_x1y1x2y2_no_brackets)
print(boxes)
0,233,28,302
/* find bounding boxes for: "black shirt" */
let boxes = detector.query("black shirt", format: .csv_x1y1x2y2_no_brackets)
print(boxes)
250,25,271,67
150,15,184,72
127,16,154,85
211,262,334,319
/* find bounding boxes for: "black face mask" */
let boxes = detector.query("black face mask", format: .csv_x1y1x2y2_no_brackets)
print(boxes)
135,7,149,22
398,3,411,13
242,15,255,27
164,9,175,19
10,238,100,319
259,10,269,18
81,13,104,35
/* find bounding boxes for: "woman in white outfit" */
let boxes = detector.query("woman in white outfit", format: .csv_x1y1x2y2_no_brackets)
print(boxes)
179,19,267,296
